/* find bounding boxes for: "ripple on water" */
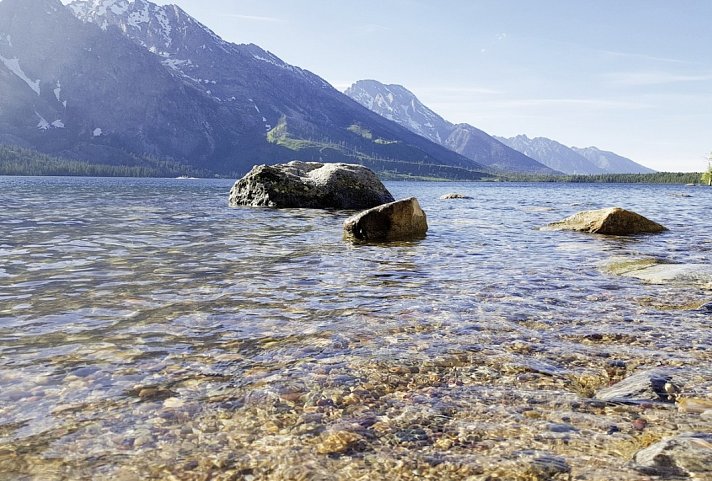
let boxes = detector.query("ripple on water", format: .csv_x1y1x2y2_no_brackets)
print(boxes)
0,178,710,479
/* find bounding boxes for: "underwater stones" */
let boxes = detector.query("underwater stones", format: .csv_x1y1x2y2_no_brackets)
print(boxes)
634,433,712,477
594,370,676,404
228,161,394,209
676,397,712,414
620,263,712,288
440,193,472,200
315,430,365,455
163,397,185,408
603,258,712,288
343,197,428,242
602,257,712,288
545,207,667,235
525,453,571,479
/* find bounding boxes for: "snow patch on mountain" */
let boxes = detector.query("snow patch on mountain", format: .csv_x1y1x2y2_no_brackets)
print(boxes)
155,8,171,46
51,120,65,128
35,113,50,130
53,81,62,102
70,0,115,17
0,55,40,95
110,1,129,16
252,54,295,72
161,58,192,71
93,128,103,137
127,3,149,29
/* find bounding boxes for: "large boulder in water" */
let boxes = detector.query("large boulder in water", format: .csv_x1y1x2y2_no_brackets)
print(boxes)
343,197,428,242
228,161,394,209
545,207,667,235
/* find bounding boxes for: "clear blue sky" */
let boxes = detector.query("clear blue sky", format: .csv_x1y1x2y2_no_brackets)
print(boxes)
135,1,712,171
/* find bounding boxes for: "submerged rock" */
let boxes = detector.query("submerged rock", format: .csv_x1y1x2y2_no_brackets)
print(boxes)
228,161,394,209
620,264,712,288
440,193,472,200
315,430,365,455
545,207,667,235
343,197,428,242
603,258,712,289
676,397,712,414
594,370,676,404
634,433,712,477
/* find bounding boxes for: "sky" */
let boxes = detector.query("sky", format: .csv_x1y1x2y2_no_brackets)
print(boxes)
106,1,712,171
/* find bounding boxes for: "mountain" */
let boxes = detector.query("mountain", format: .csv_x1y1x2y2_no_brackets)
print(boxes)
0,0,490,179
572,146,655,174
495,135,607,175
344,80,558,175
496,135,655,174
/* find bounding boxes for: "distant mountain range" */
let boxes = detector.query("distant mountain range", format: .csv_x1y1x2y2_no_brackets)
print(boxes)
345,80,558,175
0,0,657,179
346,80,655,176
0,0,491,179
572,146,655,174
495,135,655,175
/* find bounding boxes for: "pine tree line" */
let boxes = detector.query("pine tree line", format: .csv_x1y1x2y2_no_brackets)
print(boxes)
0,145,211,178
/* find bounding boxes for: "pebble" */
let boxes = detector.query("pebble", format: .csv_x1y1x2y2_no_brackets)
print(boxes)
163,397,185,408
632,418,648,431
548,423,578,433
133,435,152,448
315,430,364,455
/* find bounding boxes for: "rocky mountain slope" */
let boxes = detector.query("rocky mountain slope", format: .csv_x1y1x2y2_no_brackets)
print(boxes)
496,135,655,175
495,135,607,175
573,146,655,174
0,0,490,178
345,80,559,175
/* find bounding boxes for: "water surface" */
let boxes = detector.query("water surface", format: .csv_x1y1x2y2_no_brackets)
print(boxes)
1,177,710,480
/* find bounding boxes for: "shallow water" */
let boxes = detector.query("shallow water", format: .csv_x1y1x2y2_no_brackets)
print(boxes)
0,177,710,480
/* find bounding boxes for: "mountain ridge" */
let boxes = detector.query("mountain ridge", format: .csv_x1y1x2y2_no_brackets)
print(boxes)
345,79,560,175
496,134,655,174
0,0,491,178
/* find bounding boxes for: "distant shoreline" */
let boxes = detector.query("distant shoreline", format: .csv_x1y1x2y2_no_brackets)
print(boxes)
0,145,703,185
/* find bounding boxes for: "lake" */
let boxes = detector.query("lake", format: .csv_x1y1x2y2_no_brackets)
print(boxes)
1,177,710,480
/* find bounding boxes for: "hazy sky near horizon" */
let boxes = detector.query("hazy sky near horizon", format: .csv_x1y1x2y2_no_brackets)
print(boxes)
86,0,712,171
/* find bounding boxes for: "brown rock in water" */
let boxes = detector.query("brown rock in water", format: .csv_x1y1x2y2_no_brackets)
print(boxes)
228,161,394,209
546,207,667,235
315,430,365,455
344,197,428,242
634,433,712,477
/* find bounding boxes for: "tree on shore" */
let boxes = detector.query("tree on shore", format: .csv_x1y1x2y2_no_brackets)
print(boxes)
703,153,712,186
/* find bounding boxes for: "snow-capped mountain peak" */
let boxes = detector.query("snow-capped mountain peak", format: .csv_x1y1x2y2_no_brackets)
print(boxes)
67,0,329,93
345,80,452,144
69,0,205,53
346,79,558,174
